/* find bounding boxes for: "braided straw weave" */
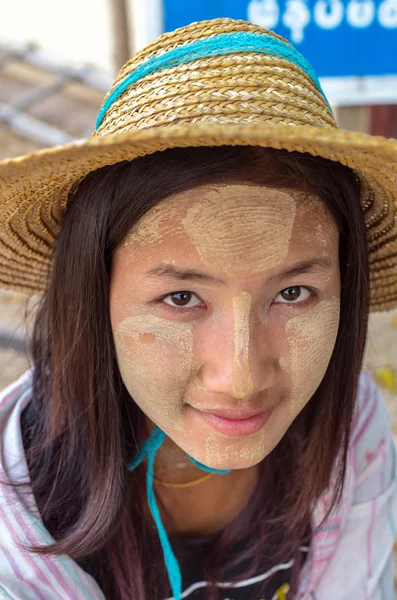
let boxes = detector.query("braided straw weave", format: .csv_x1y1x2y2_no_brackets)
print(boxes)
0,17,396,310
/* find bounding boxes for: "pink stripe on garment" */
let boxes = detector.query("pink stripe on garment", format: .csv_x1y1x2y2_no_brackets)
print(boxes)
321,516,340,527
2,481,74,597
380,438,387,493
312,553,335,564
0,504,48,600
0,378,102,600
1,380,70,594
0,377,51,600
1,481,99,600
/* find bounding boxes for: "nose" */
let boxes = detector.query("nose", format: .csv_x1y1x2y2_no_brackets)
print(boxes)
199,292,277,399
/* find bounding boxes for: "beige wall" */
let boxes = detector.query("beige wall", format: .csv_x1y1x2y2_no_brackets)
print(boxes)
334,106,371,133
0,0,163,75
0,0,114,73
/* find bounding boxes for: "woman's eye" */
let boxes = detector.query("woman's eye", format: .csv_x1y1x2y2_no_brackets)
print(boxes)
273,286,311,304
162,291,202,309
159,287,313,310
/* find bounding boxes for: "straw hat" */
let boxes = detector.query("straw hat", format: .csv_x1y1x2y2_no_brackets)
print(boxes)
0,17,396,310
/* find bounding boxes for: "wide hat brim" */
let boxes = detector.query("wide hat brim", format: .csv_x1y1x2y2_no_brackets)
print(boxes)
0,121,396,310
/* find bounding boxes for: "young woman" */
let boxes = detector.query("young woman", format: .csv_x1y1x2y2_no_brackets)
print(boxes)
0,16,396,600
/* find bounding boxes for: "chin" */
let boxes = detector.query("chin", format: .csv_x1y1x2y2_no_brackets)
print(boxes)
189,405,290,470
185,434,273,472
220,455,267,471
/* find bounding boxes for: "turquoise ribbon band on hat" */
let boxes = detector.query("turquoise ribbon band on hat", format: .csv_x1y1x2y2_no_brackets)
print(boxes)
128,426,230,600
96,30,332,130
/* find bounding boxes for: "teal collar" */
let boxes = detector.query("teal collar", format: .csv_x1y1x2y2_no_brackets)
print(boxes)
128,426,230,600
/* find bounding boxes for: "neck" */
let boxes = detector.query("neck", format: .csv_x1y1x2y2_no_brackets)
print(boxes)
144,418,210,485
158,462,259,537
142,419,259,537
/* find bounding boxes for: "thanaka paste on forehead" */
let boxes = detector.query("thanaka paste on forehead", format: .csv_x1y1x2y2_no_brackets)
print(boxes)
181,186,297,276
123,195,184,247
123,185,299,276
294,195,339,250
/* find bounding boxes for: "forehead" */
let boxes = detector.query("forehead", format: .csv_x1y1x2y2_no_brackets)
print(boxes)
126,183,336,236
119,183,338,276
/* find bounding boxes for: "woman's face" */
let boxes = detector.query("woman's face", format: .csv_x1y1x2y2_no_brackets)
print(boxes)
109,183,340,470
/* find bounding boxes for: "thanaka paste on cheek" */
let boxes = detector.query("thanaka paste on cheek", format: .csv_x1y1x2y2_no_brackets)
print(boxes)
232,291,253,398
285,298,340,415
114,313,196,433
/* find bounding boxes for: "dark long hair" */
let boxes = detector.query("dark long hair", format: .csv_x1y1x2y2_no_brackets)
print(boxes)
23,145,369,599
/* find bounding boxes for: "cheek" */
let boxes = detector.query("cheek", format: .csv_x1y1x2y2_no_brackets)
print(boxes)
284,299,340,414
113,315,194,429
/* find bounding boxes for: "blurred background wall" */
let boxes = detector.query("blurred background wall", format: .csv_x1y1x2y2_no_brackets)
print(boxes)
0,0,114,73
0,0,164,75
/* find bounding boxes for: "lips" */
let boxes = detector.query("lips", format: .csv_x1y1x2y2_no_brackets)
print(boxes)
190,405,274,437
199,407,269,420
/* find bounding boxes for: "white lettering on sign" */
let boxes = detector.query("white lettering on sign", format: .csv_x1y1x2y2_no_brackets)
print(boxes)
314,0,344,28
378,0,397,26
247,0,280,29
282,0,311,42
247,0,397,42
346,0,376,27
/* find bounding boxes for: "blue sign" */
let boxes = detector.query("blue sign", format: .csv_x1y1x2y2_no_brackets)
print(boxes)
163,0,397,78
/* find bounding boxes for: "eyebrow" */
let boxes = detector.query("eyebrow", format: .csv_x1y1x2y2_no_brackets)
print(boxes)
145,257,333,285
